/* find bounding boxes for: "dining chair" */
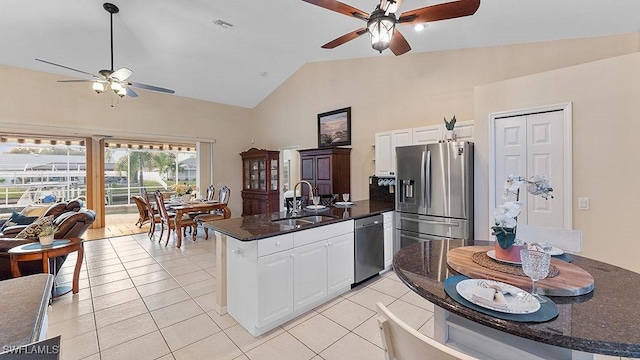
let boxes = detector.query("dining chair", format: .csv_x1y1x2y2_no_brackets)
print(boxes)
515,224,582,253
131,195,150,228
320,194,337,206
284,196,307,212
194,186,231,240
206,185,216,201
376,302,479,360
142,188,165,238
154,190,197,246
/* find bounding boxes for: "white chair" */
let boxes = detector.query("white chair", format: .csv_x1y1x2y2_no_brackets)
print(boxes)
376,302,478,360
516,224,582,253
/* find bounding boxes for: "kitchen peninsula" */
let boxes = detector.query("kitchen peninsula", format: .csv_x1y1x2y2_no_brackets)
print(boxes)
203,200,394,336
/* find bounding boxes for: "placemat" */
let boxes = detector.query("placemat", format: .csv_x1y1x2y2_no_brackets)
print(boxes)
444,275,559,323
553,253,572,263
22,239,70,251
472,251,559,278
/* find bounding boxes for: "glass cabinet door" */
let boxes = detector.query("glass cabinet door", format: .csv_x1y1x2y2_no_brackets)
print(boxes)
244,160,250,189
251,159,259,190
270,159,278,191
259,159,266,190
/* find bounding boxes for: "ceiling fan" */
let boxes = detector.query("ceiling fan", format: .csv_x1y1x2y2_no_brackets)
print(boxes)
302,0,480,56
36,2,174,98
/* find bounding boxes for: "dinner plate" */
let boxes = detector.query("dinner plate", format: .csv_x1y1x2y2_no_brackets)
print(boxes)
542,246,564,256
486,250,522,265
456,279,540,314
306,205,327,210
334,201,354,206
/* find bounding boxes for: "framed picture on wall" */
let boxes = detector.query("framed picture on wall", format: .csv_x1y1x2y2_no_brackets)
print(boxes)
317,107,351,147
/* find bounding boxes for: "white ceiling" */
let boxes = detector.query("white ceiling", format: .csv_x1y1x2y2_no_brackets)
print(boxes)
2,0,640,108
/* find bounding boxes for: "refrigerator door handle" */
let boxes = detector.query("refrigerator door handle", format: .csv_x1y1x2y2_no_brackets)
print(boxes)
400,216,461,227
420,150,426,210
425,150,431,208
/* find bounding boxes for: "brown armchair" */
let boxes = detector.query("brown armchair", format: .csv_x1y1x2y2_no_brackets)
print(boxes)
0,199,83,238
0,208,96,280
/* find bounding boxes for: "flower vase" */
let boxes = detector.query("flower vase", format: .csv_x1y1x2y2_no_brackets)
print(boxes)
39,234,54,246
182,194,191,203
445,130,456,142
494,232,524,262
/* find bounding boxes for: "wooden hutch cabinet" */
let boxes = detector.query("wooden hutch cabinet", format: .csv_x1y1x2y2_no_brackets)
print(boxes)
298,147,351,197
241,148,280,216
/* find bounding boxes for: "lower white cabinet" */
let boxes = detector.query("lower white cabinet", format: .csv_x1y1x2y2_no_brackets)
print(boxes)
293,241,328,310
257,251,294,327
228,220,354,336
383,211,394,269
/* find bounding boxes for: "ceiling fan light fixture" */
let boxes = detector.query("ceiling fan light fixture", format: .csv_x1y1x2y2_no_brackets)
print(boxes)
367,8,396,53
93,82,105,94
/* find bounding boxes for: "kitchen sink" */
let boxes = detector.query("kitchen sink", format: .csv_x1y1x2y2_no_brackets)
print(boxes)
271,214,338,227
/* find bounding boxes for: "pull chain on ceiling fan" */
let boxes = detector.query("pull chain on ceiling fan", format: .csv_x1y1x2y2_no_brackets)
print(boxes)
36,2,174,98
302,0,480,56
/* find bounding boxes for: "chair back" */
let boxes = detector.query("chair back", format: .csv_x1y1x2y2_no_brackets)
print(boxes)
515,224,582,253
218,186,231,204
376,302,478,360
206,185,216,201
132,196,149,218
154,190,172,222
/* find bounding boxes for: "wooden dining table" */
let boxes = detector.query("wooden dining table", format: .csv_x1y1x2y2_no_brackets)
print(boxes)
167,201,231,248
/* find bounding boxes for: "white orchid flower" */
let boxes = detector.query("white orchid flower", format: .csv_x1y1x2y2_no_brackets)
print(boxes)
493,201,521,228
526,174,554,199
502,174,523,199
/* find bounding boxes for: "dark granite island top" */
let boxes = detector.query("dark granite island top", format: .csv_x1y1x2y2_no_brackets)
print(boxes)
203,200,394,241
394,240,640,358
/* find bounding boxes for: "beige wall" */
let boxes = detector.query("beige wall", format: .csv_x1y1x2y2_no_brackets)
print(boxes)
251,33,639,203
0,65,252,216
474,52,640,272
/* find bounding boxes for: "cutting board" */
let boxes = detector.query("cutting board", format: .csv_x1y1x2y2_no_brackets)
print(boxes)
446,246,594,296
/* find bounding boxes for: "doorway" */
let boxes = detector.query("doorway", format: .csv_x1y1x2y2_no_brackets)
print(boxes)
279,146,300,211
489,103,573,230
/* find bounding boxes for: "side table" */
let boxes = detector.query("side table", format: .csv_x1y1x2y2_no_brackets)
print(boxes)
8,238,84,298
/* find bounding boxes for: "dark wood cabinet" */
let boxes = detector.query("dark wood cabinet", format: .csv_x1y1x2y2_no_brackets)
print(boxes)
241,148,280,216
298,147,351,197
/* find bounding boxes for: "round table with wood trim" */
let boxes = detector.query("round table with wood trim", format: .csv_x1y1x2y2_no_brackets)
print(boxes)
9,237,84,298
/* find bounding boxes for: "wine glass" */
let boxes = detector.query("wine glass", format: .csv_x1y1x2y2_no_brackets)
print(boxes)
342,193,350,203
312,196,320,207
520,249,551,303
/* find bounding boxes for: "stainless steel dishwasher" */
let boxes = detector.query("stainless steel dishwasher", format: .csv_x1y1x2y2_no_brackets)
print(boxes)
354,214,384,284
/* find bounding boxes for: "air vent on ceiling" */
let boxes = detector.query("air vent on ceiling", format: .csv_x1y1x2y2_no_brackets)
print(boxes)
213,19,234,29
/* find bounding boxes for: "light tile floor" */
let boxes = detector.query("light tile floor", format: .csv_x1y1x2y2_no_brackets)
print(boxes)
49,229,436,360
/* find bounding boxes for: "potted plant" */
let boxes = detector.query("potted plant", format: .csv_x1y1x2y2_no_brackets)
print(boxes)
444,115,457,141
38,225,58,246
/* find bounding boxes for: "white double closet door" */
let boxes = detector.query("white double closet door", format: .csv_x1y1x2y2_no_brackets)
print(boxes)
494,110,566,228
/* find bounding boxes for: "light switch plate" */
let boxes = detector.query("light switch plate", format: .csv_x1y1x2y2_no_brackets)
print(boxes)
578,197,589,210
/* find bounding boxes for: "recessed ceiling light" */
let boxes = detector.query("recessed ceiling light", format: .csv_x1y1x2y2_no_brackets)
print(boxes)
213,19,234,29
414,23,427,32
259,72,268,77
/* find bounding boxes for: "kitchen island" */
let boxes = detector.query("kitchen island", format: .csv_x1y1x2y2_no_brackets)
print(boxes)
394,240,640,359
203,200,394,336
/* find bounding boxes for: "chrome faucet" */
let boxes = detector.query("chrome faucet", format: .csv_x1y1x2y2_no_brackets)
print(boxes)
291,180,314,215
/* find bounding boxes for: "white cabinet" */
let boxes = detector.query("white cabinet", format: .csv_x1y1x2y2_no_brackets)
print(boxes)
382,211,394,270
374,132,393,177
294,241,328,310
257,251,294,326
412,125,442,144
328,233,355,295
374,122,475,177
227,220,354,336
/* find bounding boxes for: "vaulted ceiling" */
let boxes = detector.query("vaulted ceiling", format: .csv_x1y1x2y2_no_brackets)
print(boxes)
2,0,640,108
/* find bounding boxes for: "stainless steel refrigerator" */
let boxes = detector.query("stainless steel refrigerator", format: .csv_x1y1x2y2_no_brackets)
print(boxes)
395,142,474,252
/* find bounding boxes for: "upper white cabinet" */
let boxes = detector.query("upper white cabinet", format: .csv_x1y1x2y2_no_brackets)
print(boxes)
374,121,474,177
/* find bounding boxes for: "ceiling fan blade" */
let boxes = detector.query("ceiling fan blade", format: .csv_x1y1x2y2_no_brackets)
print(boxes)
111,67,133,81
129,82,175,94
389,29,411,56
35,58,100,78
56,80,96,83
380,0,404,14
302,0,369,20
322,28,368,49
125,87,138,98
398,0,480,25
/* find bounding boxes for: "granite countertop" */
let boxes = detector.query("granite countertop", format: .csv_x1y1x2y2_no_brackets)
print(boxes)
393,240,640,358
0,273,53,350
203,200,394,241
